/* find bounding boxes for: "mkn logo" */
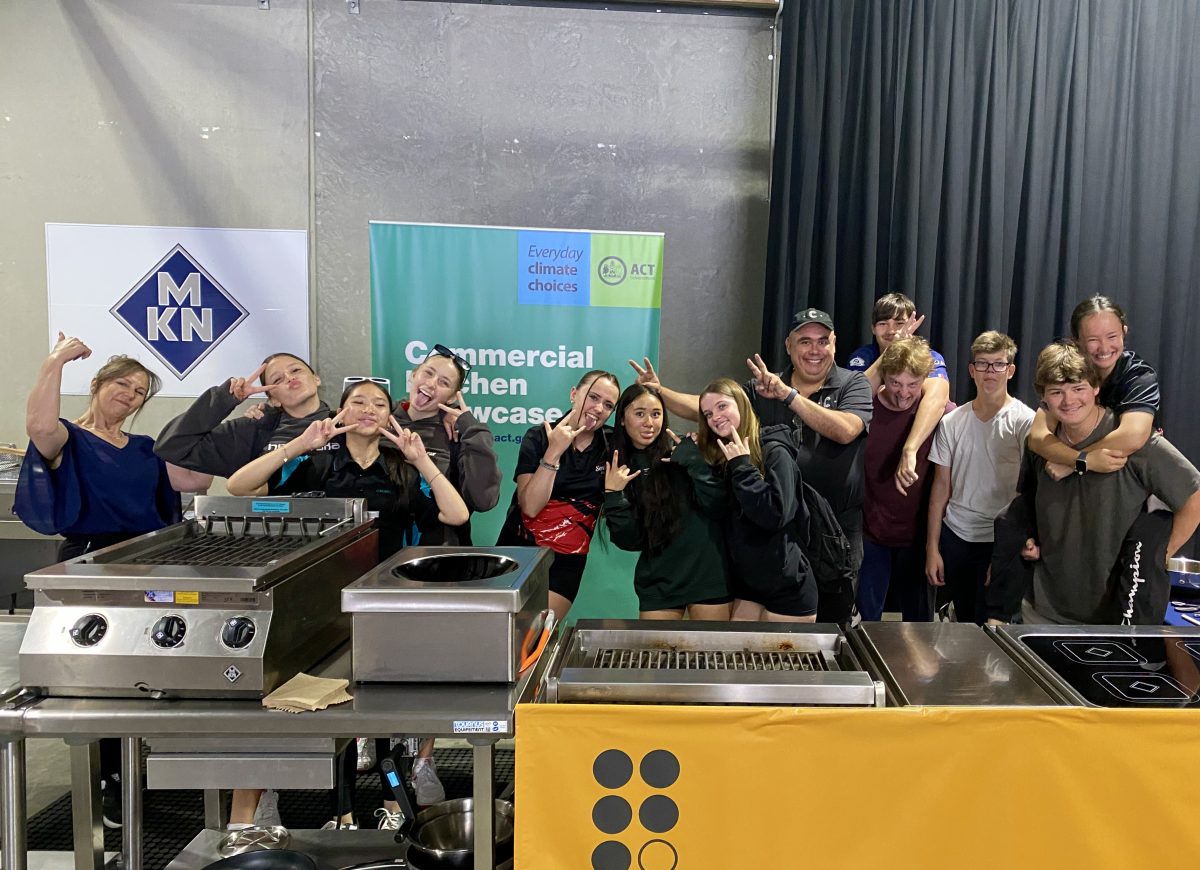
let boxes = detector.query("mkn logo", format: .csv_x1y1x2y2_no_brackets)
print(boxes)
110,244,248,379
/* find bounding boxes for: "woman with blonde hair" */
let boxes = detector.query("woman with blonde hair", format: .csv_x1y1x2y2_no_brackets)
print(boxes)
697,378,816,622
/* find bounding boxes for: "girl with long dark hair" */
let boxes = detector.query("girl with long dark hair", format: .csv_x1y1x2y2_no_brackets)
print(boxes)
603,385,730,619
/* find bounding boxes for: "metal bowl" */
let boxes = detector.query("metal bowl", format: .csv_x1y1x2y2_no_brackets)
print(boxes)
1169,557,1200,589
406,798,514,870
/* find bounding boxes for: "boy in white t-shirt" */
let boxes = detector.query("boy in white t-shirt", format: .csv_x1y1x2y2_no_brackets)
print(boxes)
926,331,1034,624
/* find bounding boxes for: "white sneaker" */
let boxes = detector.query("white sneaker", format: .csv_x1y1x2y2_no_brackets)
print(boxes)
374,807,403,831
356,737,376,772
321,818,358,830
411,757,445,806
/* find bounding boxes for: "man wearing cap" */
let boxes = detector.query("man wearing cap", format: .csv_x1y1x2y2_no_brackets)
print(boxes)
847,292,952,494
630,308,872,622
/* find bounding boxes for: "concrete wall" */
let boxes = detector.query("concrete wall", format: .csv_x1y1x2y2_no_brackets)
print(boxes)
0,0,774,448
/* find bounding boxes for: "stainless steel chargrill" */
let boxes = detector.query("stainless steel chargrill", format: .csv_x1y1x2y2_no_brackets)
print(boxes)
594,647,827,672
540,621,885,707
127,531,316,567
20,496,379,699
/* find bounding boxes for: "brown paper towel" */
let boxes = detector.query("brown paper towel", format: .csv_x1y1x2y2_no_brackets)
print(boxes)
262,672,353,713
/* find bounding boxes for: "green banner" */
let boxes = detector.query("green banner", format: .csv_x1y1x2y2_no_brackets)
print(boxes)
369,222,663,620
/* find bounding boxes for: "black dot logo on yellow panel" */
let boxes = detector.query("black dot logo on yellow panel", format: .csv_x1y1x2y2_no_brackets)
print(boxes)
592,840,632,870
639,749,680,788
593,794,633,834
591,748,681,870
593,749,634,789
638,794,679,834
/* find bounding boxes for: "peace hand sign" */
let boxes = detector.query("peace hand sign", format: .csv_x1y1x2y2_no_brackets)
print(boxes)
718,427,751,462
628,357,661,390
296,408,355,452
438,391,468,443
382,416,430,463
746,353,788,400
900,313,926,339
229,363,280,402
604,450,641,492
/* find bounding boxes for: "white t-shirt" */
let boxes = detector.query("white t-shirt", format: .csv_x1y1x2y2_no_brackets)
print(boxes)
929,397,1035,542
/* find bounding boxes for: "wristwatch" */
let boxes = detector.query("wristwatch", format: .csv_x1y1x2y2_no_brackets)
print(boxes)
1074,451,1087,475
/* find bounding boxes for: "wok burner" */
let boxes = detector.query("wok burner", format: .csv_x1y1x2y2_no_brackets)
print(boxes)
593,647,827,672
540,621,884,707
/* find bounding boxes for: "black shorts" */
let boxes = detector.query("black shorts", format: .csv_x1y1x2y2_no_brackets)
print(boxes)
546,553,588,602
733,571,818,618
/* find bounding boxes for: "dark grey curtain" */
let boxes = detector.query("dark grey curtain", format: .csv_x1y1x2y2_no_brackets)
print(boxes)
765,0,1200,472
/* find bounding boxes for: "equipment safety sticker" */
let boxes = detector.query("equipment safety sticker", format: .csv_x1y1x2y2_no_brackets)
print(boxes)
176,591,200,605
145,590,175,603
452,720,508,734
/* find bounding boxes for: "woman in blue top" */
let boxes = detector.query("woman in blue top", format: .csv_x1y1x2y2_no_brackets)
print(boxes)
16,333,211,829
19,333,211,558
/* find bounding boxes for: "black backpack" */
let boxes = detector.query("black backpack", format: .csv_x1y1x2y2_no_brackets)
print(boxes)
796,481,855,596
760,425,855,596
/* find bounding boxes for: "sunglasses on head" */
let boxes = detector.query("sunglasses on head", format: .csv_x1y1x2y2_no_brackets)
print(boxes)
428,344,472,375
342,375,392,392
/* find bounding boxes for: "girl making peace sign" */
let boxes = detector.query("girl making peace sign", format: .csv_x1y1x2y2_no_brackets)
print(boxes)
227,379,467,555
696,378,817,622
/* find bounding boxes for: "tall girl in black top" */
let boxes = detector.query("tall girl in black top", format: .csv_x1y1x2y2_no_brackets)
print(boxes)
697,378,817,622
497,370,620,622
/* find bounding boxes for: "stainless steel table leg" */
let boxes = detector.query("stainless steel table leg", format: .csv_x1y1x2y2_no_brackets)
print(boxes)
203,789,225,830
468,738,496,870
68,741,104,870
121,737,143,870
1,738,28,870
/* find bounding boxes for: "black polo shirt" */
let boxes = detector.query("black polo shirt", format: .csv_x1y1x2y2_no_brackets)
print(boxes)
742,365,873,518
1098,350,1159,421
271,446,439,560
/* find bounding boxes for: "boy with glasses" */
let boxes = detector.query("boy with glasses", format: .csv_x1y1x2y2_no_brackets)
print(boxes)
925,332,1033,624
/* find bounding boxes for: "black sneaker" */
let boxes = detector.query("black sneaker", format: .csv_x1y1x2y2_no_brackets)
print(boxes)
100,780,122,829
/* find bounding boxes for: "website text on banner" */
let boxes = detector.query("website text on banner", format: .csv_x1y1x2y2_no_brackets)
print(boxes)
369,222,663,621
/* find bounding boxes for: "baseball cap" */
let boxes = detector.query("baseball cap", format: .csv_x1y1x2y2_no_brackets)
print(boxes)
788,308,835,333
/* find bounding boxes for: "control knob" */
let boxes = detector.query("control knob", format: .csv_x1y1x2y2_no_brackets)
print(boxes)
151,615,187,649
222,616,257,650
70,613,108,647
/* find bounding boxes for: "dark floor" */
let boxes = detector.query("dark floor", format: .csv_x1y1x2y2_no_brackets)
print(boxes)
25,747,515,870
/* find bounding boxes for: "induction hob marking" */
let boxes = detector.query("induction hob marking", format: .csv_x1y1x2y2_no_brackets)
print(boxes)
1092,671,1194,704
1178,641,1200,664
1055,639,1142,665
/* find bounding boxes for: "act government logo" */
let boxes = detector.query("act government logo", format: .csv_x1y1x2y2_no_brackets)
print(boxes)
590,232,662,309
110,244,248,379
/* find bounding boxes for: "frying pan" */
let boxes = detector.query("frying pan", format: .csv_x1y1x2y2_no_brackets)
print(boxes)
201,850,316,870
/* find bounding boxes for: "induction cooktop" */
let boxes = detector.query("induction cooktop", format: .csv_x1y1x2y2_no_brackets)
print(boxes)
1008,630,1200,709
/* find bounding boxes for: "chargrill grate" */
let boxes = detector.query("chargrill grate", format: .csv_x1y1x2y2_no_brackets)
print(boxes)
593,647,827,671
128,532,314,567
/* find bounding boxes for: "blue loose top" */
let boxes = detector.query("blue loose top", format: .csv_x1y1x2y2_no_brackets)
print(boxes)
15,420,180,537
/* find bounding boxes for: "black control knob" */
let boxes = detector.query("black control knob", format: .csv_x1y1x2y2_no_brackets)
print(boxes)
70,613,108,647
151,615,187,649
221,616,257,650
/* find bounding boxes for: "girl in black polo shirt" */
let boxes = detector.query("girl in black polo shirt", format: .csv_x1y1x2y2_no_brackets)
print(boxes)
497,369,620,621
228,379,468,829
